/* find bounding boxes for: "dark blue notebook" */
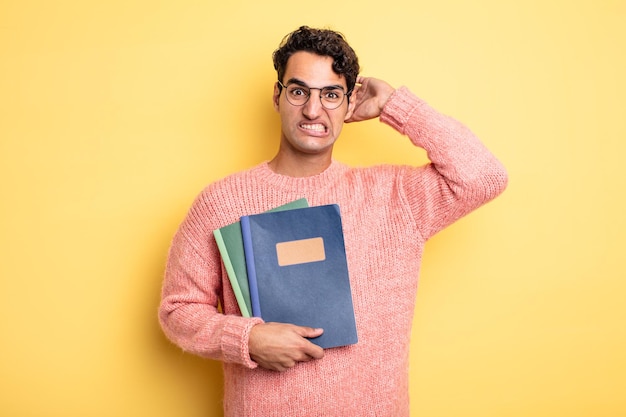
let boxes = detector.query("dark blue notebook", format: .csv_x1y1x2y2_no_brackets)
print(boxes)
240,204,358,349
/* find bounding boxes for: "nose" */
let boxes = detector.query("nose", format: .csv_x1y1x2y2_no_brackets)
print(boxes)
302,90,324,119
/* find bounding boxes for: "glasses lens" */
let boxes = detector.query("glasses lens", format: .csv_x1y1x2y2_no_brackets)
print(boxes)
320,88,345,110
285,85,310,106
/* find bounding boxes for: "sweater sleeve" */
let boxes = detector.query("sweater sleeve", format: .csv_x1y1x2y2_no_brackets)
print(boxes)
158,196,264,368
380,87,508,239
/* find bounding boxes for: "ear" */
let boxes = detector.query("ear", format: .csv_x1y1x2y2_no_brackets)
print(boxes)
344,94,356,121
273,82,281,111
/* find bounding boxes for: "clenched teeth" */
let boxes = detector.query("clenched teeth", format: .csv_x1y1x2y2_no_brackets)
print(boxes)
301,123,326,132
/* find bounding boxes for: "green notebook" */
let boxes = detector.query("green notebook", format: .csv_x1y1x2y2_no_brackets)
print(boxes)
213,198,309,317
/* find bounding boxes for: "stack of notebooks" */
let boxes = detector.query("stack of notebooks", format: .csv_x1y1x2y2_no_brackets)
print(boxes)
213,198,358,349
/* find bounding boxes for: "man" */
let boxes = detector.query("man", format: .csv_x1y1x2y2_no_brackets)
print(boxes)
159,26,507,417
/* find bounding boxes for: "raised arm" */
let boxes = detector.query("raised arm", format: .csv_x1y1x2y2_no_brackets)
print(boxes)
379,84,508,239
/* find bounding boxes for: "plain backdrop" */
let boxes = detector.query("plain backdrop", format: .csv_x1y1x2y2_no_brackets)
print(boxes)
1,1,625,416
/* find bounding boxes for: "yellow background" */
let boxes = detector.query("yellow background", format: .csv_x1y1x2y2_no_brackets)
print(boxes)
1,1,624,416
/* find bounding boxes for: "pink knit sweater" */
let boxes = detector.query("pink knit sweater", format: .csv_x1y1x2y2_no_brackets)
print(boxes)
159,87,508,417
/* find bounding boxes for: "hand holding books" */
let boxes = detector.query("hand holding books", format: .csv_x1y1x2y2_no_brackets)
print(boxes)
248,322,325,372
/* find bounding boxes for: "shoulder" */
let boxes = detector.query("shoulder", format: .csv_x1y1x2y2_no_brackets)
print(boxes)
182,163,268,231
199,164,264,198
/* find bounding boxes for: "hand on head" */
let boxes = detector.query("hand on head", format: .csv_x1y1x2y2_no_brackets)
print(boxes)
345,76,395,123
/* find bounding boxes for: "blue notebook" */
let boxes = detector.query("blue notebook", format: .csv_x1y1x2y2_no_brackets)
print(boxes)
240,204,358,349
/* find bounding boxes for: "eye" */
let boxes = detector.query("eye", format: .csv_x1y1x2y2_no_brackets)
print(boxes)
323,89,342,100
289,87,309,97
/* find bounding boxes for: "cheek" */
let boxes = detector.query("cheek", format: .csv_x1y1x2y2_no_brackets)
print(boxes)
330,116,345,137
333,111,349,130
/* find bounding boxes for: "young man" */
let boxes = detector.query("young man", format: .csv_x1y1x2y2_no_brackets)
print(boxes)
159,26,508,417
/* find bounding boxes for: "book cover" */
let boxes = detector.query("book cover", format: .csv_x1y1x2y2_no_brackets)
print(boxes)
240,204,358,349
213,198,308,317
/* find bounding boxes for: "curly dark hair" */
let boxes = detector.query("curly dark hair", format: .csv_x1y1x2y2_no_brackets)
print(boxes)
272,26,360,94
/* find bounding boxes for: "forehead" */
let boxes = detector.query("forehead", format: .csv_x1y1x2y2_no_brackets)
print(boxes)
284,51,347,88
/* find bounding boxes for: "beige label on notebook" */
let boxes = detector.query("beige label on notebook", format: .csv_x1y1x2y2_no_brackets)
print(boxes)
276,237,326,266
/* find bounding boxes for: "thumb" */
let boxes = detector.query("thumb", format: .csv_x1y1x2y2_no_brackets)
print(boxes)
296,326,324,339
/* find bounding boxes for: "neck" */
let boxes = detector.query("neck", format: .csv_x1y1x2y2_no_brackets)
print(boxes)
268,153,332,177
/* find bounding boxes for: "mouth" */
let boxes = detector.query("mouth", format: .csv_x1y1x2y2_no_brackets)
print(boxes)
300,123,328,134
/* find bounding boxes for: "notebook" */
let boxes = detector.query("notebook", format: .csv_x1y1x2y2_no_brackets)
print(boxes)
240,204,357,348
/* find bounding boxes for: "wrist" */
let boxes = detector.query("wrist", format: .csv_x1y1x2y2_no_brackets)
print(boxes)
380,87,421,133
240,318,265,369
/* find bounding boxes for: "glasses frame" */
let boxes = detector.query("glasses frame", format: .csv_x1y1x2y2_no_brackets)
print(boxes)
277,80,352,110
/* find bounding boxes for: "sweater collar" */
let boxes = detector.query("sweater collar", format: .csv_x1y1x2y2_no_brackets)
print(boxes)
254,159,348,191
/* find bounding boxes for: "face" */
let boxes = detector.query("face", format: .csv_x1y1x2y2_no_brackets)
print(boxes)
273,51,355,157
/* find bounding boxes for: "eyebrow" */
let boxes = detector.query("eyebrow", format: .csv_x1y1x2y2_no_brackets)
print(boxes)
285,77,345,91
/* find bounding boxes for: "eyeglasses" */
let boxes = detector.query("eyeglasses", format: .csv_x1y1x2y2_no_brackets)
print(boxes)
278,80,351,110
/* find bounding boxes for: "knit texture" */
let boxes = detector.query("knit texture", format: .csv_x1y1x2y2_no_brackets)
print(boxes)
159,87,508,417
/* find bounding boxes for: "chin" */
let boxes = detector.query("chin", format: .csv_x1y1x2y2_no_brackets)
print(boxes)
298,142,335,155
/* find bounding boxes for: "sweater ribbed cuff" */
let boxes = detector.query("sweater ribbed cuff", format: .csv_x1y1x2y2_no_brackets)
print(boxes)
379,86,423,134
221,316,265,368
